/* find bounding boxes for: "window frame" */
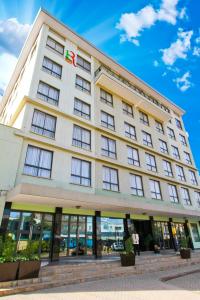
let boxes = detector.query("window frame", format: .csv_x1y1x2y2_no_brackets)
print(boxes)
37,81,60,106
149,179,162,200
74,98,91,120
155,120,164,134
100,89,113,107
167,127,176,140
127,146,140,167
124,122,136,140
168,184,179,203
142,131,153,147
101,136,117,159
24,145,53,179
159,139,168,154
102,166,119,192
181,187,191,206
42,56,62,79
101,111,115,131
172,145,180,160
31,109,57,139
130,173,144,196
72,125,91,150
140,111,149,126
46,36,64,55
122,101,133,117
176,165,186,182
71,157,91,186
146,153,157,172
163,160,173,177
75,75,91,94
76,55,91,73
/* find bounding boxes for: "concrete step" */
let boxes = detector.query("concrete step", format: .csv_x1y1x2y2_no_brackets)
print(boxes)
1,252,200,296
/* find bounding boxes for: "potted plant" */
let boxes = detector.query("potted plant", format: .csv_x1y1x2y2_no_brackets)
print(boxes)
0,234,19,282
180,236,191,259
120,237,135,267
17,241,41,280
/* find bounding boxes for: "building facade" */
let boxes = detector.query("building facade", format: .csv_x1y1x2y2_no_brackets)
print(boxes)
0,9,200,260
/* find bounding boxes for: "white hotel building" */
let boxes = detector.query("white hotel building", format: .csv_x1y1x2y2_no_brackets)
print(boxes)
0,9,200,260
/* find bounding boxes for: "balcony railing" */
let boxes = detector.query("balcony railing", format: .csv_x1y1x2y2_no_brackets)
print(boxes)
95,65,170,115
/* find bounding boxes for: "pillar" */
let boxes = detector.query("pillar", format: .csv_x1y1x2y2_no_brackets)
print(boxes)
184,219,194,250
0,202,12,236
93,211,102,258
50,207,62,261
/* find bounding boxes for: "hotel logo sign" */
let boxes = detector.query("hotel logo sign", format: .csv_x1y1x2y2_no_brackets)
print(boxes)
65,50,76,67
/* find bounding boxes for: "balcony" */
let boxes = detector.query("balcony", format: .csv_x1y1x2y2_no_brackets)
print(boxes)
95,66,171,122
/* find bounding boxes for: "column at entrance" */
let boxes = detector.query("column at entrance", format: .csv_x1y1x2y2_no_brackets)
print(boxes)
51,207,62,261
0,202,12,236
168,218,176,250
93,211,102,258
184,219,194,250
123,214,133,240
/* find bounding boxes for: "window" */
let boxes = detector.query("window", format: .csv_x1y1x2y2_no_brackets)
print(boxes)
163,160,173,177
72,125,91,150
75,75,91,94
100,89,113,106
127,146,140,166
155,121,164,134
124,122,136,140
42,57,62,79
194,191,200,207
190,223,200,242
140,111,149,126
146,153,157,172
71,158,91,186
74,98,90,119
149,180,162,200
181,187,191,205
184,152,192,165
167,127,176,140
189,170,198,185
46,36,64,55
142,131,153,147
130,174,144,196
179,134,187,146
176,165,186,181
175,118,182,130
77,55,91,73
37,81,59,106
171,145,180,160
103,166,119,192
24,145,53,178
101,136,116,159
101,111,115,130
31,110,56,138
168,184,179,203
159,139,168,154
122,101,133,117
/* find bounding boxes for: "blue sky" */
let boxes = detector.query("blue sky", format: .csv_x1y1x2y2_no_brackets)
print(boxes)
0,0,200,169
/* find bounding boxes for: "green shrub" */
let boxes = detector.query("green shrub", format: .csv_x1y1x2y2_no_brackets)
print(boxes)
125,237,134,254
0,234,16,263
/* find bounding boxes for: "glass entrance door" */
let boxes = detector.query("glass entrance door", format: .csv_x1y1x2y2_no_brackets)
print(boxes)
60,215,93,257
171,223,186,249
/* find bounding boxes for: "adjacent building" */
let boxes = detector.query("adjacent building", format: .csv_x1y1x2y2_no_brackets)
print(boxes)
0,9,200,260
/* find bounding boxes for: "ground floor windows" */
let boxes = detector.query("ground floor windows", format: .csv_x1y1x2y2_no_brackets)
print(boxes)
60,215,93,256
190,223,200,243
152,221,171,249
1,208,200,260
5,211,53,258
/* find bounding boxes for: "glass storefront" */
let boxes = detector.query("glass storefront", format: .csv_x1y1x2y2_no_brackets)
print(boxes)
190,223,200,243
152,221,171,249
60,215,93,256
101,217,124,254
5,210,53,258
171,222,186,249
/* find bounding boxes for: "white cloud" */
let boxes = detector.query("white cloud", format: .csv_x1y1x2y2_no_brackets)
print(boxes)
116,0,184,45
0,18,30,56
153,60,159,67
161,29,193,65
173,71,192,91
0,52,17,99
193,46,200,57
195,36,200,44
179,7,187,20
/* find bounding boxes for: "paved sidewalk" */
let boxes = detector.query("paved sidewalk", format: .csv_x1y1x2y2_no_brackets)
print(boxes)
1,264,200,300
